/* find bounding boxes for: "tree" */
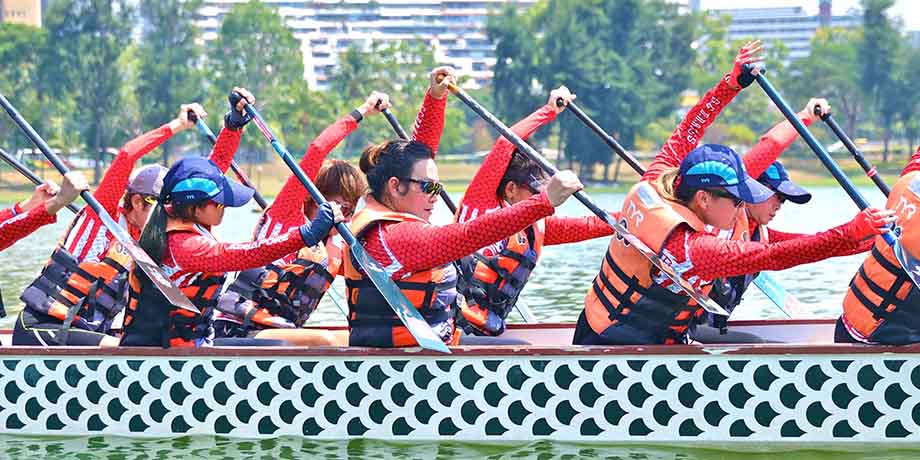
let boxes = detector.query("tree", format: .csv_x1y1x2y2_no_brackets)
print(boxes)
136,0,204,165
487,4,541,124
39,0,135,183
0,23,46,156
206,0,304,154
789,28,865,136
860,0,899,161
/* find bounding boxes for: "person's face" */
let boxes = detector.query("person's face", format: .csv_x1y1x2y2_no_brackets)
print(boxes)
746,193,784,226
386,158,440,221
125,194,158,232
695,189,743,230
194,200,225,227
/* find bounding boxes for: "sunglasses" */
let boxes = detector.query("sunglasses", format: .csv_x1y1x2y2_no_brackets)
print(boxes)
209,200,225,210
525,174,549,194
142,195,158,206
708,189,744,208
401,177,444,197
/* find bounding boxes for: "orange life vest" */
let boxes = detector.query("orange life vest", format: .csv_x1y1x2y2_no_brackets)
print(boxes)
581,181,713,345
342,198,458,348
458,218,545,336
217,235,345,330
841,171,920,344
122,221,224,347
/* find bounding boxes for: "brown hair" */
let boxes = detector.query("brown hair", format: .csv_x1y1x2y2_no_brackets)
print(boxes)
359,139,433,203
652,166,732,205
498,150,547,199
306,159,367,207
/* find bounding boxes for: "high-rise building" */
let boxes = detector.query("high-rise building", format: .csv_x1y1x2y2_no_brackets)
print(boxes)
196,0,536,90
1,0,42,26
708,2,861,61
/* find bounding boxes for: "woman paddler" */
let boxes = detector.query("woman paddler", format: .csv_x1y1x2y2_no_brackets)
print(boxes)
343,71,584,348
453,86,617,337
837,145,920,344
573,41,895,346
213,69,452,346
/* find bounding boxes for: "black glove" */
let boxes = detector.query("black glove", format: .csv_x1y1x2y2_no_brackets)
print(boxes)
736,63,760,89
299,202,336,247
224,91,253,130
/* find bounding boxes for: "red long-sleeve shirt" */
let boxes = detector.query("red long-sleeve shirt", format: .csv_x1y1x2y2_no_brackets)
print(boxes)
255,90,447,246
743,115,813,179
0,204,56,251
166,227,306,274
902,145,920,177
363,192,556,279
59,124,240,264
642,76,865,289
456,103,614,251
0,203,21,223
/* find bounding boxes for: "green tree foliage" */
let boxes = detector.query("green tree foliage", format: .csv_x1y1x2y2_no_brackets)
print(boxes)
485,5,541,124
40,0,135,183
136,0,204,165
326,41,470,155
0,23,46,154
860,0,900,160
205,0,304,155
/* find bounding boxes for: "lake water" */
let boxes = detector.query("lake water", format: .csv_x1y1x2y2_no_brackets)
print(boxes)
0,187,903,459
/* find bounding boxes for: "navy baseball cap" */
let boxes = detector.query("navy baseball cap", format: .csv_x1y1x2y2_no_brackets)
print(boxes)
678,144,773,204
757,161,811,204
160,157,254,207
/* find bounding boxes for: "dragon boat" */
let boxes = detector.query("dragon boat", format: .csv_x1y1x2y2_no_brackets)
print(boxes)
0,319,916,445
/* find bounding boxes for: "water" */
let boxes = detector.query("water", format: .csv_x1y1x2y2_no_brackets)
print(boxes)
0,187,899,458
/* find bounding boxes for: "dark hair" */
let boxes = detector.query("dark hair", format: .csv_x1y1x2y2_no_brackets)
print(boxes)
133,201,204,284
359,139,433,203
498,150,547,199
653,167,731,205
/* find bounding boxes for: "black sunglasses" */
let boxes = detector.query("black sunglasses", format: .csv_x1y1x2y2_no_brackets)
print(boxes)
708,189,744,208
400,177,444,197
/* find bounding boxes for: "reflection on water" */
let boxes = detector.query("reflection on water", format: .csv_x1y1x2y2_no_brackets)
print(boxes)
0,187,889,328
0,435,916,460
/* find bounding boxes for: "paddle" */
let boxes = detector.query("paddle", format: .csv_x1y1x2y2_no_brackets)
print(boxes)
381,103,538,324
241,100,451,353
447,82,729,316
559,99,800,318
750,67,920,292
0,93,200,314
0,147,80,214
188,112,269,209
819,111,891,197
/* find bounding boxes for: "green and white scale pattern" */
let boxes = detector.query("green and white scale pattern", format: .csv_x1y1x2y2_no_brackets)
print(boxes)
0,353,917,442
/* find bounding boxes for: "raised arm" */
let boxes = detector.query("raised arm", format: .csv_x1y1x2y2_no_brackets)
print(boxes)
644,41,762,181
411,66,456,156
743,98,828,178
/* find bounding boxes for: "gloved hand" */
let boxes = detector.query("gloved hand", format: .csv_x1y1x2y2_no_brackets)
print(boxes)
298,202,343,247
843,207,897,241
224,87,255,130
729,40,763,89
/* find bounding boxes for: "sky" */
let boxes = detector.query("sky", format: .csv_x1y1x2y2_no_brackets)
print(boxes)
700,0,920,31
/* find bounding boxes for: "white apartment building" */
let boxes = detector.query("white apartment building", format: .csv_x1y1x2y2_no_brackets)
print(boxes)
707,2,861,61
195,0,536,90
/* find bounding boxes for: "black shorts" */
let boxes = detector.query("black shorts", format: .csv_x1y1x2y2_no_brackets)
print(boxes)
11,310,112,346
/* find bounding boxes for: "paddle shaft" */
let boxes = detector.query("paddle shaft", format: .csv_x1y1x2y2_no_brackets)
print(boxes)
821,112,891,197
0,147,79,213
0,92,200,314
558,99,645,176
447,82,729,316
243,102,451,353
752,69,896,249
189,113,269,210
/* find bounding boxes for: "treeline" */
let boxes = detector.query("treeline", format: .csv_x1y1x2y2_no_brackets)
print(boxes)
0,0,918,185
487,0,920,179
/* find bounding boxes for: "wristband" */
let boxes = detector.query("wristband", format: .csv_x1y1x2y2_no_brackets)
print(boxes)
350,109,364,124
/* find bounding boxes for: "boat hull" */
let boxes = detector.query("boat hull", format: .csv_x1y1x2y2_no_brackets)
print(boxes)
0,321,918,443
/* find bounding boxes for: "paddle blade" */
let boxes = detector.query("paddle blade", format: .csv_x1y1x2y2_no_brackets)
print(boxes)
349,243,451,353
112,236,200,315
752,272,803,318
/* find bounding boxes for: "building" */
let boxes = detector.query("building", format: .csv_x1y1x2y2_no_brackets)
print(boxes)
195,0,536,90
706,1,861,61
0,0,42,26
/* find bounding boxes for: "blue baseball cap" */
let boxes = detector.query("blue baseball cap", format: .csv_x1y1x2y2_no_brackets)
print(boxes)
757,161,811,204
160,157,254,207
678,144,773,204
